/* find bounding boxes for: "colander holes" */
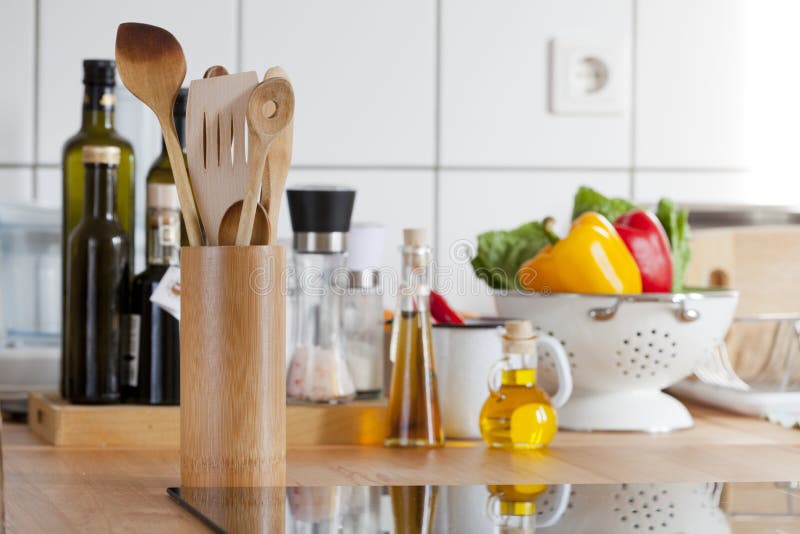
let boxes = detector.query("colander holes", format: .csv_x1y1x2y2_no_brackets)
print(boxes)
670,353,677,358
669,513,674,518
645,513,651,518
569,352,575,358
547,331,554,336
671,342,677,347
623,339,629,345
633,524,640,529
629,498,635,504
635,373,641,378
642,503,648,509
543,500,549,506
658,348,664,354
636,331,642,337
650,371,656,376
654,359,660,365
664,333,670,338
651,329,657,334
634,347,640,353
621,516,627,522
567,503,573,509
644,354,650,359
616,362,622,367
664,364,670,369
623,370,629,375
640,364,646,370
630,358,636,364
615,350,622,356
661,523,667,528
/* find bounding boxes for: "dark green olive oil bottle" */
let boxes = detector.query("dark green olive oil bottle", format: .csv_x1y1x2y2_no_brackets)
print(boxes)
65,146,129,404
61,59,134,397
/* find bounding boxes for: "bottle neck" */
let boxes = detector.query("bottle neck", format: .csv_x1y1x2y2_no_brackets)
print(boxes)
160,110,187,155
500,353,538,386
81,84,116,133
83,164,118,220
398,246,432,313
146,205,181,266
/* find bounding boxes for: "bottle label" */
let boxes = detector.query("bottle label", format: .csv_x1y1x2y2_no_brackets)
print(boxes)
150,266,181,321
122,314,141,387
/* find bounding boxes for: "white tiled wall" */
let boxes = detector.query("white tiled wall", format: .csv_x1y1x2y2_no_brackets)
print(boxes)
2,0,799,313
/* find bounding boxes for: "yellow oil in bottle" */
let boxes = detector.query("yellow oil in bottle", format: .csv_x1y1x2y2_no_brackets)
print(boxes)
391,485,439,534
479,368,558,449
385,309,444,447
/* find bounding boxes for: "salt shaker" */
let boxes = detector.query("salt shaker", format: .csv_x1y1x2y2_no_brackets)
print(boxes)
286,186,357,403
344,223,385,398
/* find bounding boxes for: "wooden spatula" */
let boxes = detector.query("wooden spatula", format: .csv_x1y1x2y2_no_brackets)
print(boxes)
186,71,257,245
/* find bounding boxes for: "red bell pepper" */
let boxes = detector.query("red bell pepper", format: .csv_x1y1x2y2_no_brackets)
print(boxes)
430,290,464,324
614,209,673,293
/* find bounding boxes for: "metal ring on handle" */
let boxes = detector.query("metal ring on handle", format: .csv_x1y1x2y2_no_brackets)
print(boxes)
537,336,573,409
588,293,701,323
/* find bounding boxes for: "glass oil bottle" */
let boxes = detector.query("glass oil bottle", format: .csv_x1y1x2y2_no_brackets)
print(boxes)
479,320,572,449
485,484,548,534
385,228,444,447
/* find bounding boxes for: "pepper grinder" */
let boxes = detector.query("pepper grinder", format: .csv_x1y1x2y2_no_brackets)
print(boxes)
285,186,357,403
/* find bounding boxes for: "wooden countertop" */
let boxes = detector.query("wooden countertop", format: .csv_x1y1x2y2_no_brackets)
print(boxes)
3,403,800,533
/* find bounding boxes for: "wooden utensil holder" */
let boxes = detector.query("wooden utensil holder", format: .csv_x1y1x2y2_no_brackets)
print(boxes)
180,245,286,487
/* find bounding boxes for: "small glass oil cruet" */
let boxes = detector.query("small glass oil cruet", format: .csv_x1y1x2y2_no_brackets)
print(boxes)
485,484,570,533
479,320,573,449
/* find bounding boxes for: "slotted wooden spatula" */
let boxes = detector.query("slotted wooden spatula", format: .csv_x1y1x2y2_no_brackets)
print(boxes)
186,71,257,245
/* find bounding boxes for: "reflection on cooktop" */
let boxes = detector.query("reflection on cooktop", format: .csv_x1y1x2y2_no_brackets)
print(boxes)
168,481,800,533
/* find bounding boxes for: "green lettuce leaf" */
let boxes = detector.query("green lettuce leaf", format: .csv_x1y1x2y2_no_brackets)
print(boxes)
471,221,551,290
572,186,636,222
655,199,691,292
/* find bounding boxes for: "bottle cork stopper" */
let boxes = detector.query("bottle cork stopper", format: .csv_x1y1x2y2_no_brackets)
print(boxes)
503,320,536,354
403,228,428,247
82,145,121,166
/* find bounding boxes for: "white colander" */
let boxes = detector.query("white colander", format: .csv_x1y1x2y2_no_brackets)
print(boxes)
495,290,738,431
538,483,730,534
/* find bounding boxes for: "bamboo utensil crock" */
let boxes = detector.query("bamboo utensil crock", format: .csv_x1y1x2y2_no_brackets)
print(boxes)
181,245,286,487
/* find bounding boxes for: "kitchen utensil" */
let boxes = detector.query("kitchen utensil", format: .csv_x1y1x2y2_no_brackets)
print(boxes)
432,320,569,439
181,246,285,486
115,22,202,246
203,65,229,78
217,202,270,246
236,76,294,245
261,67,295,243
495,290,738,431
186,71,258,245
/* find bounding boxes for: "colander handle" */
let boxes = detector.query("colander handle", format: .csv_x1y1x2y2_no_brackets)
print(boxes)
537,336,573,409
588,294,701,322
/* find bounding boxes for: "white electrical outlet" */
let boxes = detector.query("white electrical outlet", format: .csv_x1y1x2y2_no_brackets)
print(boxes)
549,39,627,115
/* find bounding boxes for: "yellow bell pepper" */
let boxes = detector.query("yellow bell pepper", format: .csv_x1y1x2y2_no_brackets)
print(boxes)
518,212,642,294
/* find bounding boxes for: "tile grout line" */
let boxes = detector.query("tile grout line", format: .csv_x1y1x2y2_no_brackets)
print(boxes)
32,0,42,201
235,0,243,72
433,0,443,261
629,0,638,201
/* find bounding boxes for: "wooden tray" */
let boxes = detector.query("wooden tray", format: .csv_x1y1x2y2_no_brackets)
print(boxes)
28,392,388,448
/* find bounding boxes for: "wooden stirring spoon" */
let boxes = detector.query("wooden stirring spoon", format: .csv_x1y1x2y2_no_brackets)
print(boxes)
115,22,203,246
235,77,295,245
261,67,294,244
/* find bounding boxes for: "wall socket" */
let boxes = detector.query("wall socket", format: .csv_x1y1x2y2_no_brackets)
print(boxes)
549,39,627,115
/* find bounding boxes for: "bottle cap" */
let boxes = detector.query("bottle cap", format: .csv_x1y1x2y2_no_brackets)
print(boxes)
287,186,356,233
147,183,180,210
502,320,537,354
83,59,116,86
82,145,121,166
403,228,428,247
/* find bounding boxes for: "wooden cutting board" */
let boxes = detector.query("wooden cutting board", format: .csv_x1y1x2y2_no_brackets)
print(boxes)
28,392,388,447
685,225,800,316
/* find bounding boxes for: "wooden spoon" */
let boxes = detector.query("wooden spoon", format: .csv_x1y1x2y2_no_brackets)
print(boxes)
261,67,294,244
218,201,270,245
235,77,295,245
115,22,203,246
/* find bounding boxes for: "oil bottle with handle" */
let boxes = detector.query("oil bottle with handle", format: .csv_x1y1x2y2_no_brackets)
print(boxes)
385,228,444,447
479,320,573,449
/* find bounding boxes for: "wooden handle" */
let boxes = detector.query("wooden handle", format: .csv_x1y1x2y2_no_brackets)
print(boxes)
235,134,269,246
159,115,203,246
180,246,286,487
262,67,294,244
